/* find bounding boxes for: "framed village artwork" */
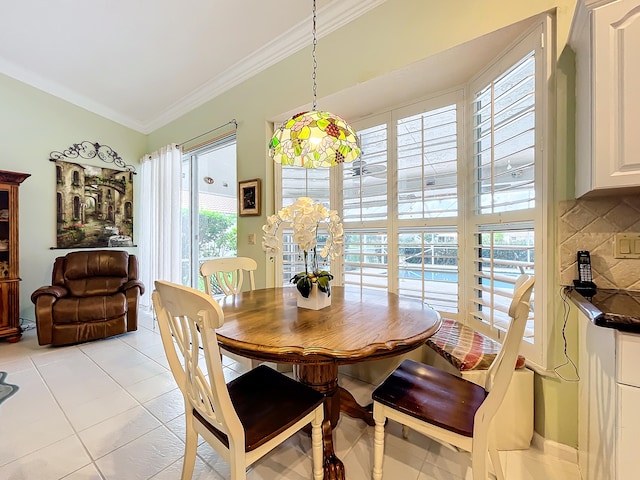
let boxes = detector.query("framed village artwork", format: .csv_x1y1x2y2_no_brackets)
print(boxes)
52,142,135,249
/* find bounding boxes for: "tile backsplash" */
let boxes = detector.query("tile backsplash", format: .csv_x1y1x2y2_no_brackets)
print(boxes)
559,195,640,290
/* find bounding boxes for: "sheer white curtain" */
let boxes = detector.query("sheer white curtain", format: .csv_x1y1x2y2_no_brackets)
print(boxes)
138,144,182,307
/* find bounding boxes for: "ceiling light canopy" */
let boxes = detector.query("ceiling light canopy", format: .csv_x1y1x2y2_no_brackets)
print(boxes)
268,0,360,168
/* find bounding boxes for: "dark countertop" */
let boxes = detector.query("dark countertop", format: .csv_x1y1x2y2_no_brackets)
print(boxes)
566,287,640,333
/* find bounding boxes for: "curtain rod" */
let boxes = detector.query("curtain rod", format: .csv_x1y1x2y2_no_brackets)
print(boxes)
177,119,237,147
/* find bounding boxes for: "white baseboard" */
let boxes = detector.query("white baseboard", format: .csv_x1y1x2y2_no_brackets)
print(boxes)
532,432,578,464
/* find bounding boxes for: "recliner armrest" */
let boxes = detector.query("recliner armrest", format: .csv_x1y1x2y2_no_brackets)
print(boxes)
31,285,68,304
121,279,145,296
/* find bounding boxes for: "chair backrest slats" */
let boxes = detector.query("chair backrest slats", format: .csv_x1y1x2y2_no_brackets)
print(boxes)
200,257,257,296
476,275,535,432
152,281,244,442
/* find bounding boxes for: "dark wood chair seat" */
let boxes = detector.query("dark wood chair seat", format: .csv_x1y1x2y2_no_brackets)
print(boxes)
194,365,324,451
372,359,487,437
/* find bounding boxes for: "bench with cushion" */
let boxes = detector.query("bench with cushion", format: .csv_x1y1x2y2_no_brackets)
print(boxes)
423,318,533,450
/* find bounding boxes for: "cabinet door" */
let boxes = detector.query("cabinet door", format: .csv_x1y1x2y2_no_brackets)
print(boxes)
592,0,640,190
617,383,640,480
578,312,616,480
617,331,640,387
0,186,9,277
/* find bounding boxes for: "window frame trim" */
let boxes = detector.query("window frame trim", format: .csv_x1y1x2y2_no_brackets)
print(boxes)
465,15,553,369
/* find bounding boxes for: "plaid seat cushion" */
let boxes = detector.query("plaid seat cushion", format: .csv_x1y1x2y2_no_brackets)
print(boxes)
426,318,526,371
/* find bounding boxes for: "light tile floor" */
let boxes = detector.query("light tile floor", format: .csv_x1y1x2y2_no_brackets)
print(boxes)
0,312,582,480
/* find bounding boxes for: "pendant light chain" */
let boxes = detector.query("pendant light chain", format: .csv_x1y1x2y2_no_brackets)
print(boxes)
311,0,318,110
267,0,361,167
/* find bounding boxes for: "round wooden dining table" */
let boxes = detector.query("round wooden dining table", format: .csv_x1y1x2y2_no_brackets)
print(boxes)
216,286,441,480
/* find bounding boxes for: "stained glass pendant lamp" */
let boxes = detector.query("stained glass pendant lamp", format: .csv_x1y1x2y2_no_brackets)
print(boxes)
268,0,361,168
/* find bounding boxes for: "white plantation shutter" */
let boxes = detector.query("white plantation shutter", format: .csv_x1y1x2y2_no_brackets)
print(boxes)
280,165,330,209
341,119,390,291
341,96,462,313
473,51,536,215
470,223,535,339
277,165,331,286
397,104,458,219
343,229,388,290
392,97,461,316
342,123,388,222
468,20,547,359
398,228,458,313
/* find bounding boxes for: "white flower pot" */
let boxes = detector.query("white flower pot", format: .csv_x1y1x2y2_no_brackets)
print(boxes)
296,283,331,310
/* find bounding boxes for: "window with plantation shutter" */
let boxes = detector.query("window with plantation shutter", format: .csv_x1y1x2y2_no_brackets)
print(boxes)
398,228,458,313
471,224,535,339
342,123,388,222
276,165,331,286
339,97,461,307
343,229,388,290
273,16,552,368
397,104,458,219
280,165,330,209
341,118,391,292
473,51,536,215
467,21,549,365
390,97,461,318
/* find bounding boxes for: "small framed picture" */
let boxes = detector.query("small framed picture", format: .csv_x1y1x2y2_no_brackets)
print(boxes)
238,178,261,216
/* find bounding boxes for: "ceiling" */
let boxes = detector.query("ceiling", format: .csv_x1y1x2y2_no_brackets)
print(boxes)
0,0,382,134
1,1,537,136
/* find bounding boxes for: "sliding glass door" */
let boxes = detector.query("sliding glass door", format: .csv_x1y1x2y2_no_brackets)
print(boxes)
181,136,237,289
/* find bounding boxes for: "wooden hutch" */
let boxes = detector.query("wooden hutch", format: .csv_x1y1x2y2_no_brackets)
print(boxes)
0,170,30,342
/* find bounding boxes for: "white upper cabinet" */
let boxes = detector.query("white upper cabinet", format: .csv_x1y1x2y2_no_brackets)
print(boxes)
570,0,640,197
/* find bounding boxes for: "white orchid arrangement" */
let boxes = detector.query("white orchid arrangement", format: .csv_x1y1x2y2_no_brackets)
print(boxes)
262,197,343,298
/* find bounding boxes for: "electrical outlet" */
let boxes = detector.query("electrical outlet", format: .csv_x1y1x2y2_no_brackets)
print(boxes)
248,233,256,245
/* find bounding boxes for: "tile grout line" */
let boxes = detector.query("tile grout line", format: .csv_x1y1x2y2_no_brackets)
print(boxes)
18,344,106,479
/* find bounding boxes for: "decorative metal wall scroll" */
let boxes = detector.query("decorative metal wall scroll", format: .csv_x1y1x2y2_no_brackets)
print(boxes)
53,160,135,249
49,141,136,173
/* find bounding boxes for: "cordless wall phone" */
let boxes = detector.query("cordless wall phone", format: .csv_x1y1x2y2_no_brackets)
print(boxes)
577,251,593,283
574,250,597,299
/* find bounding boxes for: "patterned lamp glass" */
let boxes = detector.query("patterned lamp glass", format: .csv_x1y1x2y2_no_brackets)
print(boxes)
269,110,361,168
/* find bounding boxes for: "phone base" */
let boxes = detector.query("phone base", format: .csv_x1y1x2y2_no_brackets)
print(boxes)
573,279,597,300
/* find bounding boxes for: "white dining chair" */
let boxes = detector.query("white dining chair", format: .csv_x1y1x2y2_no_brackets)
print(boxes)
371,274,535,480
200,256,257,296
200,256,261,369
152,280,325,480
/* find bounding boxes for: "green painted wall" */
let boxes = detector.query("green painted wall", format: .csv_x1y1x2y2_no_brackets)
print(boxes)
0,73,147,319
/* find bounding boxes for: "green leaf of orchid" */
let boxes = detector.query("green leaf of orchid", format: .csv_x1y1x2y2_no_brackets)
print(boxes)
316,276,330,296
296,276,312,298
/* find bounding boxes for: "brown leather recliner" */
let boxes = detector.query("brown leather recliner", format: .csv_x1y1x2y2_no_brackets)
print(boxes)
31,250,145,346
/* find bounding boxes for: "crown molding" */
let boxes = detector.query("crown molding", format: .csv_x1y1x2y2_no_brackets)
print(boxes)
144,0,386,133
0,57,148,132
0,0,385,134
